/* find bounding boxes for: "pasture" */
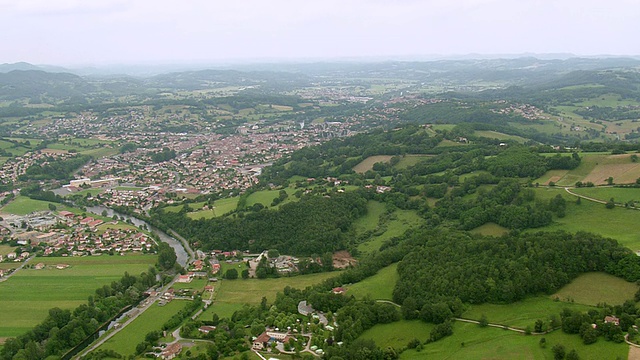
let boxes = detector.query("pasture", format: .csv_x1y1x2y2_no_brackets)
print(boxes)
551,272,638,306
187,197,239,219
352,201,386,235
0,196,70,215
572,187,640,205
539,153,640,186
346,263,398,301
97,299,188,355
474,130,528,143
245,187,296,209
399,322,627,360
469,222,509,236
393,154,433,170
0,255,156,339
532,187,640,250
358,320,435,350
353,155,393,173
357,209,422,255
462,296,594,329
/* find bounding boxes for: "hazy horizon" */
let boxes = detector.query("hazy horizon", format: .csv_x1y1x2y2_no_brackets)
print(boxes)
1,0,638,67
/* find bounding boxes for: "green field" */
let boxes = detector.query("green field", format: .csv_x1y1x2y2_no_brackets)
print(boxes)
353,201,386,235
572,187,640,205
0,255,156,339
346,263,398,300
98,300,188,355
353,155,393,173
187,197,239,219
462,296,594,330
0,196,72,215
399,322,628,360
469,222,509,236
245,188,296,209
532,187,640,250
551,272,638,306
357,209,422,255
393,155,433,170
358,320,435,350
475,130,528,143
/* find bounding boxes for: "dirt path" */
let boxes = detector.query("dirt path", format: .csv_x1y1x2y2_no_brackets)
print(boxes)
629,344,640,360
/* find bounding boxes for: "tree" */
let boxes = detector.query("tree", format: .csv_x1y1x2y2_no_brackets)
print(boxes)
566,349,580,360
607,176,614,185
606,198,616,209
225,268,238,280
157,242,177,270
479,314,488,327
552,344,566,360
48,203,57,211
241,269,249,279
539,337,547,348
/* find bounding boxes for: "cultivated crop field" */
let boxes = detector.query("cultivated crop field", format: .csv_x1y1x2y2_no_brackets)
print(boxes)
0,255,156,340
538,153,640,186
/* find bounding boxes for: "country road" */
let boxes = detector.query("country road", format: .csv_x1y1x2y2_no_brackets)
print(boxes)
0,255,35,283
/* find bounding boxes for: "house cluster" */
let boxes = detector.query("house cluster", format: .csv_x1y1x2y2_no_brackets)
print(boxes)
252,330,293,351
0,150,75,184
491,102,549,121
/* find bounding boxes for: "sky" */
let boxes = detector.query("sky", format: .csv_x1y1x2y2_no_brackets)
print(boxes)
0,0,638,66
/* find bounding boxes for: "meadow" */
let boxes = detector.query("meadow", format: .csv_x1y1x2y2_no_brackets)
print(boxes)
474,130,528,143
352,201,386,235
536,153,640,186
198,271,339,321
572,187,640,205
357,320,435,350
551,272,638,306
0,255,156,339
97,299,188,355
346,263,398,301
0,195,72,215
357,209,422,255
399,322,628,360
531,187,640,250
469,222,509,236
187,197,239,219
353,155,393,173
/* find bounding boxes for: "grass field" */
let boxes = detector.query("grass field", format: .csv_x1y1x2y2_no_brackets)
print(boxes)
245,188,297,209
357,209,423,255
393,155,433,170
353,201,386,235
572,187,640,205
98,300,188,355
474,130,528,143
399,322,628,360
353,155,393,173
532,187,640,250
0,196,72,215
0,244,15,256
551,272,638,306
462,296,594,330
358,320,435,350
469,222,509,236
0,255,156,339
347,263,398,300
187,197,239,219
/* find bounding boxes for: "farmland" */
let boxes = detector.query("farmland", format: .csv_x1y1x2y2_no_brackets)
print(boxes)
353,155,393,173
536,153,640,186
551,272,638,306
0,255,156,340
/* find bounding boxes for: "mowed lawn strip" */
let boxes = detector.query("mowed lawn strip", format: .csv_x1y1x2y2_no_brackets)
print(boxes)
98,300,188,356
347,263,398,301
0,255,156,338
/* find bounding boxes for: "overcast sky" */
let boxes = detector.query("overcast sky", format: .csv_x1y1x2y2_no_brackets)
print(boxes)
0,0,638,66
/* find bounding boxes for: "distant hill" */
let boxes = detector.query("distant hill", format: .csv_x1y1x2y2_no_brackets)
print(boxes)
0,62,69,73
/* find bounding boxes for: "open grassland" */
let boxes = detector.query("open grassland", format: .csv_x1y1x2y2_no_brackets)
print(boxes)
0,196,72,215
346,263,398,300
63,188,105,198
187,197,239,219
577,93,640,107
358,320,435,350
572,187,640,205
534,169,570,186
463,296,594,329
353,155,393,173
213,272,338,306
98,300,188,355
399,322,627,360
532,187,640,250
474,130,528,143
551,272,638,306
245,187,297,209
393,155,433,170
357,209,423,255
469,222,509,236
353,201,386,235
436,139,467,148
0,255,156,339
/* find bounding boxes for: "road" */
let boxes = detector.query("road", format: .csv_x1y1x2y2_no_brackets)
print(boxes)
76,276,179,358
0,255,35,283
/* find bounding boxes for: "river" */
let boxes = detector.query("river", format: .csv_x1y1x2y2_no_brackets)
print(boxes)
85,205,190,267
